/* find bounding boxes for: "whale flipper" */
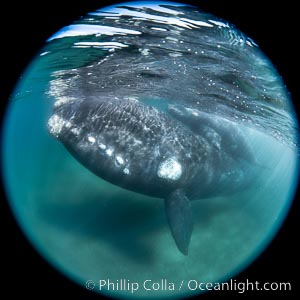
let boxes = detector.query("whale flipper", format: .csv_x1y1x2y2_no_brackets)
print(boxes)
165,189,193,255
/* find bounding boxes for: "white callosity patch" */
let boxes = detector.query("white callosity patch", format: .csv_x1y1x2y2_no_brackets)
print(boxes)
123,168,130,175
70,127,81,136
157,157,182,180
106,148,114,157
98,143,106,150
115,155,124,166
87,136,96,144
48,114,71,138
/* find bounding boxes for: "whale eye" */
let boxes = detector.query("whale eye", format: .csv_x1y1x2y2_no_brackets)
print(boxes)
157,157,182,180
115,155,125,167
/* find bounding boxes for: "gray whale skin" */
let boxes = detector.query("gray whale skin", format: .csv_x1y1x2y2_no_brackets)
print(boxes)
48,98,256,255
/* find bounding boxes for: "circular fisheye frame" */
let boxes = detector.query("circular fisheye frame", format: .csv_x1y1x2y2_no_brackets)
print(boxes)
1,1,298,299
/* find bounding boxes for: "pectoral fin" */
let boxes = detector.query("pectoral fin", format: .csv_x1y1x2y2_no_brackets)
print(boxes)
165,189,193,255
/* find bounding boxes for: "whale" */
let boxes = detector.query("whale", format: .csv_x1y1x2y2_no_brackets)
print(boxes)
47,97,256,255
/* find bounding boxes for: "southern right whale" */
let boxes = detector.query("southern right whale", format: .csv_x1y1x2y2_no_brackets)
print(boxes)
44,2,269,255
47,97,256,255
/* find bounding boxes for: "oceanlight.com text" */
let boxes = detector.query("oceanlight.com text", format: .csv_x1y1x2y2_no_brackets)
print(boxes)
85,278,291,294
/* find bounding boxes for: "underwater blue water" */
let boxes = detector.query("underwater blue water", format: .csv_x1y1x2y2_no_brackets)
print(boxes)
1,1,299,299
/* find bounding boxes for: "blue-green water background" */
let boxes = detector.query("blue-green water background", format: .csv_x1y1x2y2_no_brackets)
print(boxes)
1,2,299,299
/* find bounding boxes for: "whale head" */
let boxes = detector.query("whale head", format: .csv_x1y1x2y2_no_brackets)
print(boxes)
47,98,211,255
47,99,207,198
